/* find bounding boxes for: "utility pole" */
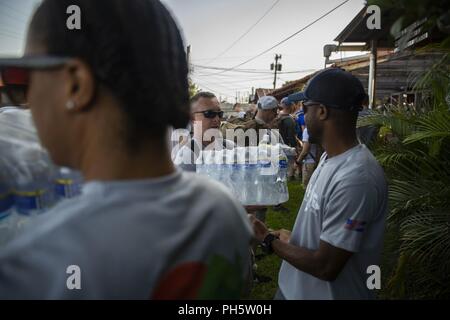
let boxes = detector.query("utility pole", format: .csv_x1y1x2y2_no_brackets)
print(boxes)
271,54,282,89
187,45,191,73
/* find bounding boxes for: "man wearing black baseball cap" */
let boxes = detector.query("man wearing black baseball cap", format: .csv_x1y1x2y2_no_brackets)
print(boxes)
249,68,388,299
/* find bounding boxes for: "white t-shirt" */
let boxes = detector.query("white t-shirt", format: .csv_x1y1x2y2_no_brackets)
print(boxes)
302,128,317,164
0,170,253,299
278,144,388,299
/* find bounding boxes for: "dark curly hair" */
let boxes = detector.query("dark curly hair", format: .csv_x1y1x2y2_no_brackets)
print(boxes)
28,0,190,147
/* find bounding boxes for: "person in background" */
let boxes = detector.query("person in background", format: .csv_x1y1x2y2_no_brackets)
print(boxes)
278,97,298,172
249,68,388,300
278,97,298,150
254,96,279,132
296,127,318,187
289,94,307,180
356,94,378,147
290,95,306,141
0,0,252,299
248,95,282,221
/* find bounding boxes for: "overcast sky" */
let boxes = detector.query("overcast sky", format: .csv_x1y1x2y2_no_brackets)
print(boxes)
0,0,367,102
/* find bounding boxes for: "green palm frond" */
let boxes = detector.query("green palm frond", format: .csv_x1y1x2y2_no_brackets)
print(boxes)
359,36,450,298
403,110,450,150
400,210,450,263
389,178,450,216
358,111,418,139
414,53,450,110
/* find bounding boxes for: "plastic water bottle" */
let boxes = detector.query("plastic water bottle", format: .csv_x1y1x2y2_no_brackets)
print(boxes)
213,149,224,184
204,150,214,180
223,149,235,191
54,167,83,200
244,147,258,205
0,172,15,246
256,145,271,205
196,150,206,176
234,147,247,203
277,152,289,204
12,148,56,231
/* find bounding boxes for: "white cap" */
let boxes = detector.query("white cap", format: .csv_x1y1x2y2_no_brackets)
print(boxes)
257,96,278,110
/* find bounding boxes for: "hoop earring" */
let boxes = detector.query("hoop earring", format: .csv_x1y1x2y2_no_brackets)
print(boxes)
66,100,76,110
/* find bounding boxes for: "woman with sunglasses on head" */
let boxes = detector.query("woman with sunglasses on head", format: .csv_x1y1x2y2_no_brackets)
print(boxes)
0,0,252,299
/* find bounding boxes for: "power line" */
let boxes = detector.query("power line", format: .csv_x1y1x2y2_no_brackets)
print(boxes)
0,27,23,38
191,55,269,62
193,64,276,73
191,75,237,92
193,64,310,72
192,64,316,76
1,1,32,19
0,7,30,26
192,80,236,99
207,0,351,76
0,30,23,41
193,74,274,81
192,76,264,101
194,76,275,85
203,0,281,66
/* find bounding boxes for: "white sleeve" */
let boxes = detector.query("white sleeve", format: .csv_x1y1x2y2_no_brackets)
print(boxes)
302,128,309,143
320,182,378,252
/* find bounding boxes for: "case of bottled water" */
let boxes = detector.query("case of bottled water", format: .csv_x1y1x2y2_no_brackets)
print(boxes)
0,107,84,247
196,142,290,206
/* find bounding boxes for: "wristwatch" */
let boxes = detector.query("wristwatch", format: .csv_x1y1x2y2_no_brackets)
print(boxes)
261,233,279,254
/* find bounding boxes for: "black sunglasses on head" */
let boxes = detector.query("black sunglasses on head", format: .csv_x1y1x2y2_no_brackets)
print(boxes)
193,110,224,119
0,55,72,105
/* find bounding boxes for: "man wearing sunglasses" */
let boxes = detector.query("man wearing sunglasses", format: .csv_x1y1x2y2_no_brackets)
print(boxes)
174,91,234,172
249,68,388,300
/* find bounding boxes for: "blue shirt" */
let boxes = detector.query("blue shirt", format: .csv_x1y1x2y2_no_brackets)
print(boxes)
295,111,305,140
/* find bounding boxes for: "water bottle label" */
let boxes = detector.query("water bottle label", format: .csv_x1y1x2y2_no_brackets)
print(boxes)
14,189,49,214
0,192,13,214
55,179,81,198
279,159,288,169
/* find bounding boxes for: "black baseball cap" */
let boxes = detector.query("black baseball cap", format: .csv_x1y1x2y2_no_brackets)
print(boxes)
288,68,367,111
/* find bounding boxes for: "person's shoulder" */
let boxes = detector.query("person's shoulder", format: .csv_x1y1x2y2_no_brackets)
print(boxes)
0,196,95,260
333,145,386,189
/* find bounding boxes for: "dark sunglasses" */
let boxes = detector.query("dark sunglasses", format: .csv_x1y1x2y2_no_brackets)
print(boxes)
193,110,224,119
302,101,323,114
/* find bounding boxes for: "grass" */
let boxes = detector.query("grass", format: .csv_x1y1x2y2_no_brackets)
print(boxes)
249,180,305,300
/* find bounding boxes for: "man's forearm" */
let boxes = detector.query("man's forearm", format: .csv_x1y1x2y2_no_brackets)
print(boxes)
271,239,335,281
297,150,307,162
